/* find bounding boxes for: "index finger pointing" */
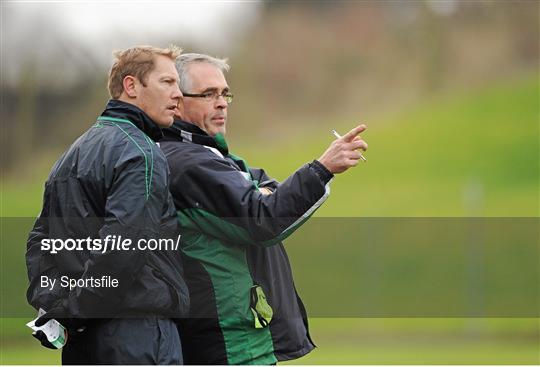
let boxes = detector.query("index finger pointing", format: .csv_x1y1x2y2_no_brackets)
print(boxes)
342,124,367,142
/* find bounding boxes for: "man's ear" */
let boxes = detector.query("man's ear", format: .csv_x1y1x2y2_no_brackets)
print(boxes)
122,75,138,98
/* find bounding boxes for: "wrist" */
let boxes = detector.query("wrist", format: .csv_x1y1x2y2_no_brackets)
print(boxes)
310,160,334,184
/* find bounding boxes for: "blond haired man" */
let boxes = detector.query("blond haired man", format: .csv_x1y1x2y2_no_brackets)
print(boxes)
26,46,189,364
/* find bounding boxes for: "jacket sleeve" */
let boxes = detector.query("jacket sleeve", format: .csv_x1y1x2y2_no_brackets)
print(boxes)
168,150,333,247
26,189,64,312
249,167,279,192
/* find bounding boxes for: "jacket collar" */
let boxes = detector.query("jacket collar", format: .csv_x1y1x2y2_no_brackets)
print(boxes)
163,119,229,156
99,99,164,142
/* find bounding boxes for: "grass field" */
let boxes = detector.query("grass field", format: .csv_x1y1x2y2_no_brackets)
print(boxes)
244,75,538,217
1,74,538,364
1,318,538,364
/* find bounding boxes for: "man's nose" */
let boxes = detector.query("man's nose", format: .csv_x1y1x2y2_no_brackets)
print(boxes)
172,85,183,99
215,95,228,109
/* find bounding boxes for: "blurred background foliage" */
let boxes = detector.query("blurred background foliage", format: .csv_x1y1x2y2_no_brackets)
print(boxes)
1,0,538,364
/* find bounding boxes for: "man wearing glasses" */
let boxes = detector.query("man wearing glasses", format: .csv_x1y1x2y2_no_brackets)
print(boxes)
160,53,368,364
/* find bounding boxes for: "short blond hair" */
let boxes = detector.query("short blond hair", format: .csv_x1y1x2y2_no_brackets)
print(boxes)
107,45,183,99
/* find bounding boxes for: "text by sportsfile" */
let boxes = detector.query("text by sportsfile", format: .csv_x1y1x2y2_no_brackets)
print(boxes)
40,234,182,254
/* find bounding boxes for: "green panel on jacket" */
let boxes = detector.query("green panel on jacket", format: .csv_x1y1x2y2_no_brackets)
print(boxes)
180,227,277,365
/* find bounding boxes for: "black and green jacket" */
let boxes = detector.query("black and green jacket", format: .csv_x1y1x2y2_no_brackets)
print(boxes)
161,120,333,365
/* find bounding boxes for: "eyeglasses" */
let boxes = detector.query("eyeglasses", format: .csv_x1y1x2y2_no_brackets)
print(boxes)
183,91,234,104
